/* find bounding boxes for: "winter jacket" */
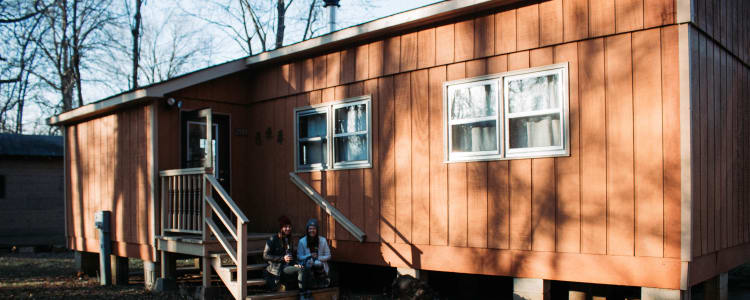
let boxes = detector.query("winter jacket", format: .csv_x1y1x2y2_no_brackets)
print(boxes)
263,234,296,276
297,236,331,274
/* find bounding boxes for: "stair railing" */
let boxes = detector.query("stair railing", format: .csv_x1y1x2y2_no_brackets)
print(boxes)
289,172,366,242
160,167,208,235
203,173,249,300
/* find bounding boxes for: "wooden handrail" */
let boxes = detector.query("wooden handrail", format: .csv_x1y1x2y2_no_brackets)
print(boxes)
203,173,247,300
160,167,211,176
289,172,366,242
205,195,238,241
205,175,249,223
205,217,238,264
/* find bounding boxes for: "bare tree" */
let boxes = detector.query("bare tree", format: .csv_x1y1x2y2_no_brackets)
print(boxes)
137,12,214,84
0,0,50,133
180,0,325,56
33,0,119,111
128,0,143,88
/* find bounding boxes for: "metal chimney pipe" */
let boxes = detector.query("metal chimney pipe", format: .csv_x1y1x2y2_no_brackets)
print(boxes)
323,0,340,33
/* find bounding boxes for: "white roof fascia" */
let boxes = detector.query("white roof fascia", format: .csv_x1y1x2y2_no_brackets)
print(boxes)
47,58,247,125
245,0,517,65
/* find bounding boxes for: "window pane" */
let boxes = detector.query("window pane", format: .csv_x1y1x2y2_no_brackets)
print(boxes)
451,120,497,152
507,73,560,114
186,122,218,170
450,83,497,120
334,134,368,162
509,114,561,149
299,140,327,166
299,113,327,138
335,104,367,134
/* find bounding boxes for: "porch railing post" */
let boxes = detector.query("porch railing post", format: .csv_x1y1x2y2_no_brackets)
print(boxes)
160,177,166,236
202,174,211,288
237,219,247,299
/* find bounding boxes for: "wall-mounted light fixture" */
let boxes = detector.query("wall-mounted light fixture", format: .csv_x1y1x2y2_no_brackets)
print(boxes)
165,97,183,109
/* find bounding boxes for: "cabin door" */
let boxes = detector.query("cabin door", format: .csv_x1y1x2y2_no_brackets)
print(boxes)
181,108,231,192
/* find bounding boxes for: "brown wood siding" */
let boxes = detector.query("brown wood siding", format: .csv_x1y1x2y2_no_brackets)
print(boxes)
246,0,676,104
691,0,750,66
65,104,154,260
242,6,684,285
159,79,253,231
689,28,750,279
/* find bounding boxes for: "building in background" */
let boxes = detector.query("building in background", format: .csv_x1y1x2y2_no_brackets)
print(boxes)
0,134,64,247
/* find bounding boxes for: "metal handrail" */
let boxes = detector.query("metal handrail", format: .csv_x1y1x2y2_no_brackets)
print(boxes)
289,172,366,242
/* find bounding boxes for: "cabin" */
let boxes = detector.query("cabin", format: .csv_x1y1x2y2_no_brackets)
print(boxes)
0,134,64,248
47,0,750,299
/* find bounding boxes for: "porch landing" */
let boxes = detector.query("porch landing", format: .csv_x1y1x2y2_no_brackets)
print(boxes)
156,233,272,257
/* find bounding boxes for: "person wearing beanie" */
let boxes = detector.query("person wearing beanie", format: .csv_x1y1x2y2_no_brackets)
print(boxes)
297,218,331,296
263,215,303,291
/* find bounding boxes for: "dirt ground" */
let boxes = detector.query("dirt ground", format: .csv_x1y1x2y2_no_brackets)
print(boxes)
2,249,750,299
0,250,196,299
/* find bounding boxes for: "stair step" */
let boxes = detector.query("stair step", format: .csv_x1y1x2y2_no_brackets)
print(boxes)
246,279,266,286
226,263,267,272
246,287,339,300
209,248,264,259
247,233,274,241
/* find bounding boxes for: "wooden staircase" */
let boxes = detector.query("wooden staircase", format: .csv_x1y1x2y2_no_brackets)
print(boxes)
159,169,340,300
206,234,339,300
207,233,271,297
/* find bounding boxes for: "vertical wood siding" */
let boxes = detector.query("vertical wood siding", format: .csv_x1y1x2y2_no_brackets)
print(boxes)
238,0,684,272
691,0,750,66
240,2,684,271
65,104,153,260
689,28,750,260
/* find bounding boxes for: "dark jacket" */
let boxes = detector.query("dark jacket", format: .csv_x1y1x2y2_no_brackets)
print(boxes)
263,234,296,275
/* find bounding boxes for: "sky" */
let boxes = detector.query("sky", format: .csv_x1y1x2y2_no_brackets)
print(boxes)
24,0,443,133
148,0,443,65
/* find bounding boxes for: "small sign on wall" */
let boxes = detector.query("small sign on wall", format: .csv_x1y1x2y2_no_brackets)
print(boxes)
234,128,248,136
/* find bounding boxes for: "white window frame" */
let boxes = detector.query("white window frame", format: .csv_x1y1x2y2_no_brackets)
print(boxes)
443,76,503,162
503,65,569,158
443,62,570,163
294,107,329,171
294,95,372,172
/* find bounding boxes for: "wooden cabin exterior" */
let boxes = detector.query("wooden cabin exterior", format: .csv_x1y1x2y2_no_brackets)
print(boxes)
49,0,750,298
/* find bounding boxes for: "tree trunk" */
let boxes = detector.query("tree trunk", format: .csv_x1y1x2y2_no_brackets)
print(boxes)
131,0,142,89
275,0,285,49
72,0,83,108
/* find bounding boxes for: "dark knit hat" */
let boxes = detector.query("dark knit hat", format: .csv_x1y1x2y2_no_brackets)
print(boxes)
278,215,292,228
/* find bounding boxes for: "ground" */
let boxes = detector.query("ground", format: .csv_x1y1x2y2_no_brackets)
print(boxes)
0,250,199,299
2,249,750,299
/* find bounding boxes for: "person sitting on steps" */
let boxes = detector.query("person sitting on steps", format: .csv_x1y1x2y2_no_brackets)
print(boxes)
297,218,331,298
263,216,303,291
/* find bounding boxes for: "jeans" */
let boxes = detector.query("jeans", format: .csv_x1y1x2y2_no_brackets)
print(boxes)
264,265,303,290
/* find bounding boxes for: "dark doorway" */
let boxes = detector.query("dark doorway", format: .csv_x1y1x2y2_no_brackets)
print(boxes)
181,110,230,193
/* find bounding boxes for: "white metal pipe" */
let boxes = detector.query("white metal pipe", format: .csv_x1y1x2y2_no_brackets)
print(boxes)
329,5,336,33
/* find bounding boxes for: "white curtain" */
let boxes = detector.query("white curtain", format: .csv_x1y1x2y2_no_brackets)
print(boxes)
335,104,367,162
509,115,561,148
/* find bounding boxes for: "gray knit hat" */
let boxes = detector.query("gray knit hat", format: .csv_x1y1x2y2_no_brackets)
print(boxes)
305,218,319,230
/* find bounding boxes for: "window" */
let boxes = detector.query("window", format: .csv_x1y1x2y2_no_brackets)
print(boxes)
295,96,372,171
445,78,501,161
444,63,569,162
503,67,567,157
186,121,219,171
